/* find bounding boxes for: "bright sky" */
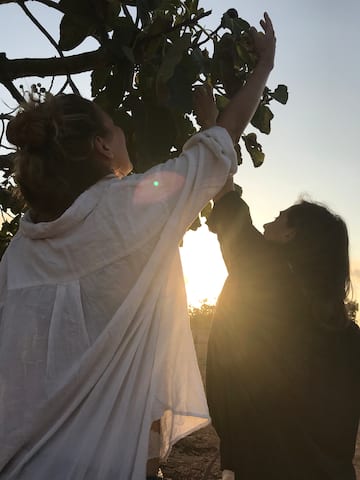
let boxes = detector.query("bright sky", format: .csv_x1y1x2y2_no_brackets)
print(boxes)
0,0,359,306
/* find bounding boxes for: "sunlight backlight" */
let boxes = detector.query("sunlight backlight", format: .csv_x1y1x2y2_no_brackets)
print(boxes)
180,223,228,307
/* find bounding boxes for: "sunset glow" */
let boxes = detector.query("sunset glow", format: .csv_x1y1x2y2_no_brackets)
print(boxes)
180,223,227,307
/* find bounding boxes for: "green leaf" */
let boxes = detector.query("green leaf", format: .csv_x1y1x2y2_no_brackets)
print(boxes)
221,13,250,38
212,34,247,97
185,0,199,15
102,0,122,28
190,47,209,75
215,94,230,112
59,0,120,29
131,100,178,170
144,10,173,36
112,17,139,49
235,41,254,66
135,0,164,26
167,54,198,112
270,84,289,105
157,34,192,85
91,66,112,97
242,133,265,168
94,61,134,110
59,0,88,16
59,14,94,51
251,104,274,135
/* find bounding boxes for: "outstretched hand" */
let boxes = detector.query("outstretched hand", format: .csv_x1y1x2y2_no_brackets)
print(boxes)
193,83,219,130
250,12,276,70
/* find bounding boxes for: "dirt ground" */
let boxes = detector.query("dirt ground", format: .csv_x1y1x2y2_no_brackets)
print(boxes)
161,425,360,480
160,425,220,480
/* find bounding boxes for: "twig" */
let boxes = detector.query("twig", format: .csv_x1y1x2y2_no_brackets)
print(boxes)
48,75,55,92
193,25,221,49
55,78,70,96
0,76,24,104
122,3,134,24
0,118,5,146
17,0,80,95
145,10,212,42
0,0,64,13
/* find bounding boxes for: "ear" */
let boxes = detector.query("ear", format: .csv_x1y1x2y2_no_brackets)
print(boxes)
94,135,114,160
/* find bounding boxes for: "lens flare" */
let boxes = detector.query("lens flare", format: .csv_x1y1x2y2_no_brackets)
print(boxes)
134,171,185,205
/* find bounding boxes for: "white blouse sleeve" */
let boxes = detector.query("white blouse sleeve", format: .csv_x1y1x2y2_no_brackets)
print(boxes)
103,126,237,251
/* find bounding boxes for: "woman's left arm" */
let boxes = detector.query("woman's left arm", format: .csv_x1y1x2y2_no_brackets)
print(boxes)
207,190,263,272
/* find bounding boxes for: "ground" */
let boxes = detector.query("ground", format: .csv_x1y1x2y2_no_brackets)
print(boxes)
161,426,360,480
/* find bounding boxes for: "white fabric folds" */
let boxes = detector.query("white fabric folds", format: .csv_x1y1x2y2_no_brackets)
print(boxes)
0,127,237,479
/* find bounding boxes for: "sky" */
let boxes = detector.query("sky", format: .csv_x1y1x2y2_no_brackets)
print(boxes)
0,0,359,306
184,0,360,305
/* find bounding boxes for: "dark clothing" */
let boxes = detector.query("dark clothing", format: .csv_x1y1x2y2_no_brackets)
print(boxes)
206,191,360,480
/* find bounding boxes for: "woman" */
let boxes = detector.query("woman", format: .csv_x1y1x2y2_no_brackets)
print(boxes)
206,180,360,480
0,14,276,480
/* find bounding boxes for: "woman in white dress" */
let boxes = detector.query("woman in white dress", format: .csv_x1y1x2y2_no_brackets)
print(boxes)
0,13,275,480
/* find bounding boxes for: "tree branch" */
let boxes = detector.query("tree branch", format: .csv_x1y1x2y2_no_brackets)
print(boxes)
0,60,25,103
17,0,80,95
0,0,64,13
0,49,111,80
0,9,212,84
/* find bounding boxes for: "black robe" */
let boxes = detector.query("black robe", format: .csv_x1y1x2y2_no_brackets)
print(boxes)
206,191,360,480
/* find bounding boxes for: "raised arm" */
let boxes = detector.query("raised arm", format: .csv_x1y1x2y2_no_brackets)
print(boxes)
217,12,276,144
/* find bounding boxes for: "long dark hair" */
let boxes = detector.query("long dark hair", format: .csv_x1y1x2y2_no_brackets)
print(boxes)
7,94,111,220
285,201,351,326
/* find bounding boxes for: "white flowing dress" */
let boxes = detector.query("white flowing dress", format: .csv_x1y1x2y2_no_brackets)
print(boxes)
0,127,237,479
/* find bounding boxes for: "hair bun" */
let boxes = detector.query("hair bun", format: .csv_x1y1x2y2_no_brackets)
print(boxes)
7,108,54,150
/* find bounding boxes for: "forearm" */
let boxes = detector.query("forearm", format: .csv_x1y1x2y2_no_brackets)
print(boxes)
207,191,255,270
217,60,273,144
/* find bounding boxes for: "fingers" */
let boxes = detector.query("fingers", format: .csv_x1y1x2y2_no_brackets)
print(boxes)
260,11,275,37
264,12,274,33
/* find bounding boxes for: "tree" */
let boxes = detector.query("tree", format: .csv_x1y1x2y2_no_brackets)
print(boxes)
0,0,288,256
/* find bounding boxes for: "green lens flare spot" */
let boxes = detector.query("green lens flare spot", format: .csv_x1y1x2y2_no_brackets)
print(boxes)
153,180,159,187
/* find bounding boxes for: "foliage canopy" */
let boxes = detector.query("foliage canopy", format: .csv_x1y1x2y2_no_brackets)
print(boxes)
0,0,288,255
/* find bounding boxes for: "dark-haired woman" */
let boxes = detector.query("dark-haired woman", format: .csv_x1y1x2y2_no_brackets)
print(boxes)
0,14,276,480
206,179,360,480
